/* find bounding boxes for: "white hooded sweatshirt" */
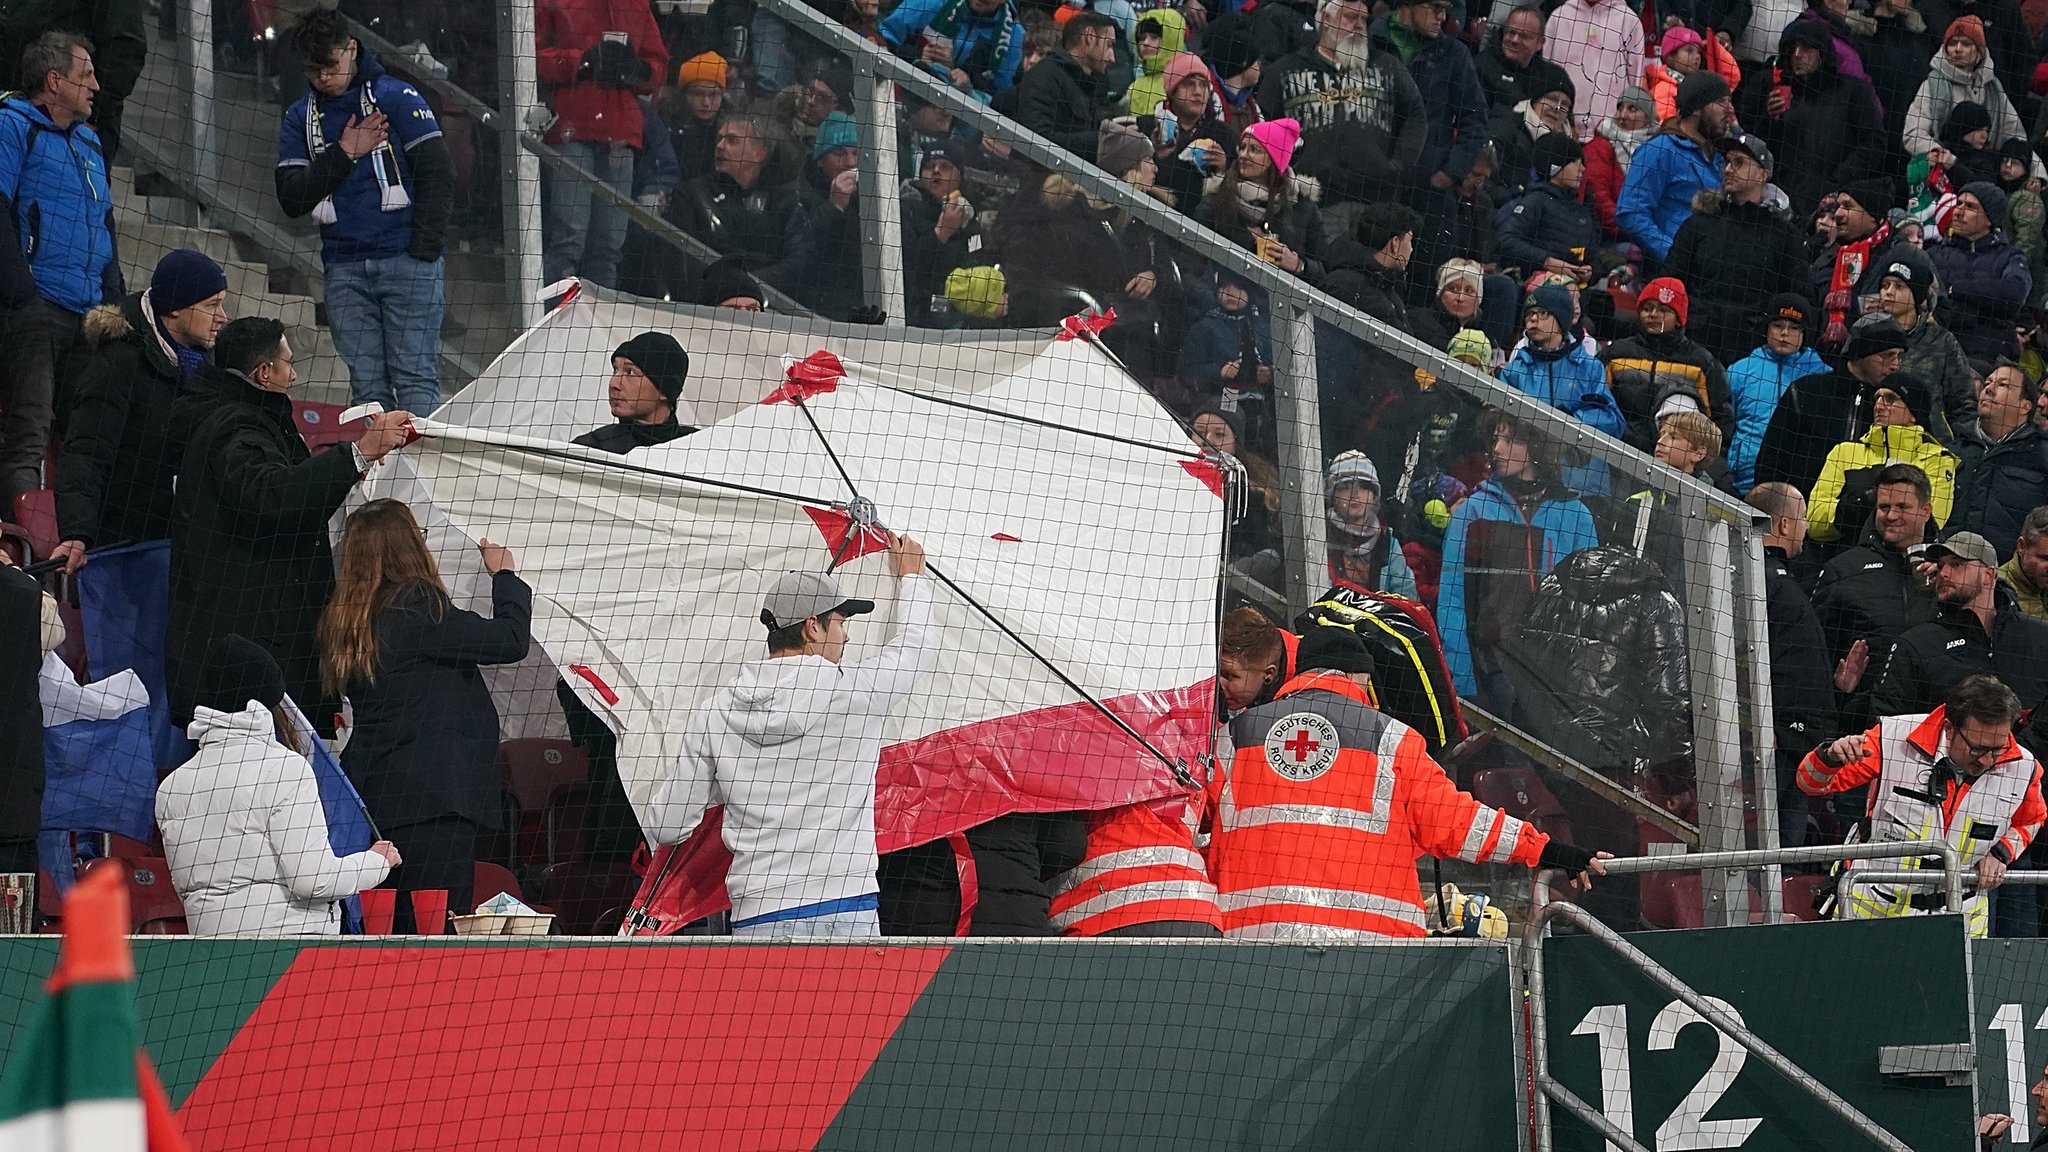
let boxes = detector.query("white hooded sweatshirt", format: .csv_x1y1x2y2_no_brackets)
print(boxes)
646,574,938,923
156,702,391,937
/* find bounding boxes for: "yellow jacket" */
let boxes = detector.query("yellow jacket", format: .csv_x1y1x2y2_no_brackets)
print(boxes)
1808,423,1958,542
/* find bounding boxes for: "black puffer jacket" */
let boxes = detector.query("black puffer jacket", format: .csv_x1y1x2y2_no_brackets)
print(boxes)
56,293,192,548
1500,545,1694,767
1665,190,1814,370
1731,20,1886,216
1763,545,1838,760
1870,587,2048,757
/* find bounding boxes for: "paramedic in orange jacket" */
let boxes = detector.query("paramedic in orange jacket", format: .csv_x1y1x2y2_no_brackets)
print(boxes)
1208,626,1607,938
1217,606,1298,714
1797,674,2045,937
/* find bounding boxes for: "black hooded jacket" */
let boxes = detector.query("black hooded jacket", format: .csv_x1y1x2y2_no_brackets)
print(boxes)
56,292,193,548
1500,545,1695,767
1665,190,1814,369
1754,364,1871,496
1871,586,2048,757
1732,20,1886,216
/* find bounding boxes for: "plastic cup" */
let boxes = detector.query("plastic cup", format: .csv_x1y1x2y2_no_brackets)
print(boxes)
410,889,449,936
359,888,397,935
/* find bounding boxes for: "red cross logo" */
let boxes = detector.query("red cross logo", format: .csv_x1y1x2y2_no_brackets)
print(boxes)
1284,730,1321,762
1264,714,1341,781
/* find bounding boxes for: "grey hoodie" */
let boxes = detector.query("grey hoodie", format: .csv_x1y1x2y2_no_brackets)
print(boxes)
645,575,938,923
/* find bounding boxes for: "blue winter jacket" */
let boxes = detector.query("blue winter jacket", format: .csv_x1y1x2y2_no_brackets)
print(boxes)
1500,342,1627,440
880,0,1025,94
0,96,119,314
1727,344,1828,492
1439,477,1601,695
1616,131,1720,262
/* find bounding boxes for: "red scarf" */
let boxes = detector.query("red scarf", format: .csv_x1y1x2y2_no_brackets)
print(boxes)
1824,220,1892,349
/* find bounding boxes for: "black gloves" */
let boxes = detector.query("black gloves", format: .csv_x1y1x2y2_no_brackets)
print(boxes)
578,39,652,88
1538,840,1599,880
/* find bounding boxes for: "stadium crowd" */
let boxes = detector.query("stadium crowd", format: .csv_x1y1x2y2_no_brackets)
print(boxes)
0,0,2045,940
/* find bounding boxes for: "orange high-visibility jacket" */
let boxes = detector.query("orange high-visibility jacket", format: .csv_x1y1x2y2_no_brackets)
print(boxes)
1048,793,1222,936
1209,671,1548,938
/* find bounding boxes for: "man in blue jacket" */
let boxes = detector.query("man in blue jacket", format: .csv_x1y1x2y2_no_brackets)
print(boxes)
275,10,453,417
880,0,1025,100
0,31,120,510
1618,70,1729,265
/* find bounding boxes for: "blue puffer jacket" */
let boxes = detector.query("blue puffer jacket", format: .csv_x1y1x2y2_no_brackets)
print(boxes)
0,95,119,314
1726,344,1828,492
1500,341,1627,440
1616,130,1720,262
1439,477,1601,696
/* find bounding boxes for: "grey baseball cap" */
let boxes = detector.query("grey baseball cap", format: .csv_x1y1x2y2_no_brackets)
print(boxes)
760,570,876,631
1924,532,1998,568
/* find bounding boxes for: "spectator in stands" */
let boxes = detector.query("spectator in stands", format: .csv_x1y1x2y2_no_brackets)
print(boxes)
157,634,401,937
1013,12,1117,157
767,66,853,156
532,0,663,288
1666,133,1815,370
164,318,415,735
2002,507,2048,619
1322,200,1419,321
1502,283,1626,440
878,0,1025,100
51,250,229,575
1811,462,1939,712
1198,118,1325,281
777,112,872,321
1619,413,1729,575
319,499,531,934
1218,605,1296,713
1320,202,1432,454
1153,54,1233,214
0,31,120,511
1325,451,1418,596
1747,483,1840,843
1426,258,1514,354
1439,411,1600,705
1873,531,2048,750
1368,0,1488,270
1602,277,1735,450
0,1,142,163
1927,182,2033,361
1202,15,1266,138
673,113,802,269
276,12,454,418
1547,0,1645,139
901,142,977,327
662,53,727,183
1733,20,1886,217
1618,72,1731,266
1807,372,1959,542
1646,27,1742,123
1474,5,1572,115
693,257,767,311
1493,133,1600,281
1181,271,1274,421
645,538,936,938
1190,405,1281,560
1123,10,1188,116
1486,72,1571,205
1903,17,2039,179
1582,85,1654,238
1256,0,1426,230
0,547,56,874
1951,361,2048,557
1873,244,1979,445
1727,294,1827,492
1755,312,1910,494
571,333,695,452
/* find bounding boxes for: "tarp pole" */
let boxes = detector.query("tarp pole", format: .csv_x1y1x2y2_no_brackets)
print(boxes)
852,60,907,323
1269,295,1325,620
499,0,545,325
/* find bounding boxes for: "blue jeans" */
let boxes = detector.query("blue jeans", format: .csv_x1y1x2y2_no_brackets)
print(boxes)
325,254,445,415
543,140,635,288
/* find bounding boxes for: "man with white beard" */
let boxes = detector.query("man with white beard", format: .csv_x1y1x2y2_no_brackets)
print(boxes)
1257,0,1426,231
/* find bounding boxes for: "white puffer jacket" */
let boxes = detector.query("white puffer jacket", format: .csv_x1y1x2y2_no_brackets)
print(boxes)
156,702,390,937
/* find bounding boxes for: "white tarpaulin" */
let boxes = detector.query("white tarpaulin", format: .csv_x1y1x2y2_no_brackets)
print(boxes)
369,331,1224,848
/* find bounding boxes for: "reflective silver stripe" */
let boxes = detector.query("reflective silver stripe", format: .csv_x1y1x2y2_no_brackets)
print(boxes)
1048,878,1221,930
1218,885,1426,929
1484,815,1526,864
1049,846,1210,898
1225,921,1399,941
1458,807,1500,862
1226,803,1390,835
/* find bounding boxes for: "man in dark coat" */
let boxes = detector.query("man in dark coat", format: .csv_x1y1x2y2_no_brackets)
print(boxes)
1732,20,1885,217
1747,483,1842,844
1754,313,1908,496
1872,532,2048,749
1257,0,1427,213
1369,0,1488,270
51,249,230,573
1811,461,1941,727
164,317,414,734
1950,360,2048,558
1319,202,1424,459
671,112,802,269
0,555,44,872
1012,12,1115,157
1926,181,2034,362
772,113,871,322
1664,132,1813,370
1474,4,1572,114
900,142,975,327
571,332,695,453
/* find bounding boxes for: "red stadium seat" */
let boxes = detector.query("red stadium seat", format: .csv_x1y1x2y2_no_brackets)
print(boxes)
1470,767,1573,844
474,861,524,906
10,491,56,560
292,400,366,452
1780,874,1826,923
543,782,594,869
1638,872,1704,930
498,739,588,814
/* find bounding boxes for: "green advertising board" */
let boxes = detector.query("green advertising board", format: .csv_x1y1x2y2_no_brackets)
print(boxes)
1973,939,2048,1143
1542,917,1976,1152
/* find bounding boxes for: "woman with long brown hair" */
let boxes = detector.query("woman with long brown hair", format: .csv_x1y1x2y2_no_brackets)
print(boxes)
318,499,531,933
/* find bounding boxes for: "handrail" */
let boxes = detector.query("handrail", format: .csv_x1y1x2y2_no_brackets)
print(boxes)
1842,867,2048,898
1521,899,1916,1152
1460,703,1700,846
1593,840,1965,912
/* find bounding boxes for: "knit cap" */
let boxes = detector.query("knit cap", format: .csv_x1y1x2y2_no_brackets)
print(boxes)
1639,276,1689,327
1162,52,1208,100
1676,70,1730,118
1447,328,1493,366
1960,180,2009,230
1617,85,1656,120
811,111,859,159
675,51,728,90
1244,118,1301,174
613,332,690,405
150,248,229,315
1877,244,1936,310
1944,14,1987,55
1660,26,1703,57
1097,120,1155,178
195,635,285,714
1532,131,1582,180
1203,14,1260,82
1840,177,1897,221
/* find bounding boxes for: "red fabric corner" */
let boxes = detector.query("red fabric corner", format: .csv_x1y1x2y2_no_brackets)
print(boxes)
991,532,1023,543
567,664,620,706
762,350,847,404
1054,308,1118,342
803,506,891,565
1180,458,1224,498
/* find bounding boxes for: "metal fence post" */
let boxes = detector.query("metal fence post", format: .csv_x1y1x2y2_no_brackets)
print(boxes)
1681,504,1747,925
181,0,217,195
1738,527,1785,919
1268,294,1325,618
499,0,545,326
851,60,906,323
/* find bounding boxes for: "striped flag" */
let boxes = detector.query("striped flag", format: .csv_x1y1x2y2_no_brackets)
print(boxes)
0,865,188,1152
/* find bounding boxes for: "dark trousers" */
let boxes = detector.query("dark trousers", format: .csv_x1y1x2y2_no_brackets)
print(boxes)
0,298,84,509
382,815,477,934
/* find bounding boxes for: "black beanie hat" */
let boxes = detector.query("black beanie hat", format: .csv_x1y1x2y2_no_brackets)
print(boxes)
1533,131,1583,180
1762,292,1814,334
1877,244,1936,310
1191,400,1247,451
1676,70,1731,119
196,634,285,714
695,257,766,308
1840,177,1898,222
613,332,690,406
1942,100,1994,141
1298,625,1377,676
